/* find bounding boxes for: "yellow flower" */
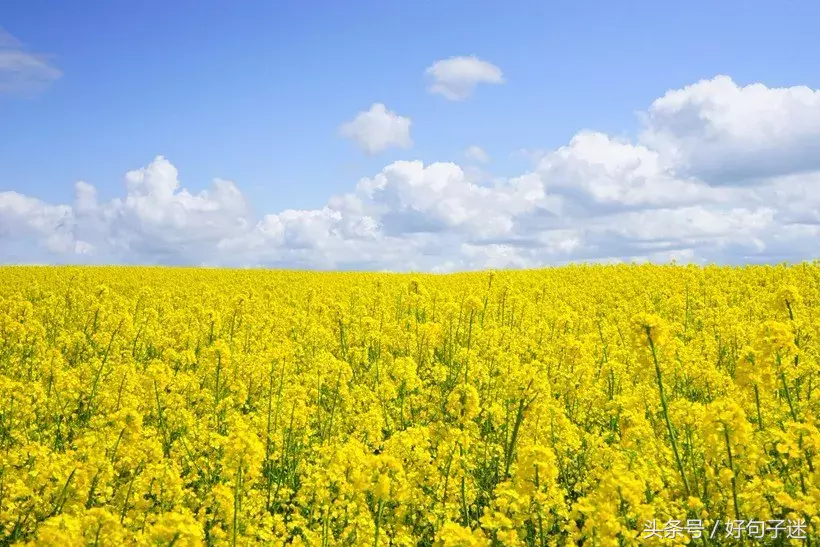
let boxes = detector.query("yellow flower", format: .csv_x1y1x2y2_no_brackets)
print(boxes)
435,521,489,546
465,295,483,314
631,312,668,346
447,383,480,422
144,511,204,546
1,264,818,545
33,515,84,546
375,473,391,500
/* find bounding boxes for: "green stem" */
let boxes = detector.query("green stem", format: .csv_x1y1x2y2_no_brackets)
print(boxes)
535,466,545,547
722,424,743,546
753,384,763,430
646,327,691,497
779,369,798,422
374,499,384,546
233,465,243,547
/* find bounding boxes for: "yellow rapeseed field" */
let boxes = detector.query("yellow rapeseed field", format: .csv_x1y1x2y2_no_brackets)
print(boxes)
0,265,816,546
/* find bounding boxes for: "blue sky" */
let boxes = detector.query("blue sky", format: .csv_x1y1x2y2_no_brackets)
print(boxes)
2,1,820,268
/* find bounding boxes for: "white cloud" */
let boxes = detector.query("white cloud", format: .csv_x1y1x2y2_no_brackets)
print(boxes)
339,103,412,155
0,28,61,95
352,160,553,240
425,56,504,101
4,76,820,269
536,131,737,209
464,145,490,164
640,75,820,183
593,206,773,244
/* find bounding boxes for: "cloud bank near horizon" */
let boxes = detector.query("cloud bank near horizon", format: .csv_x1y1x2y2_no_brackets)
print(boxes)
3,75,820,271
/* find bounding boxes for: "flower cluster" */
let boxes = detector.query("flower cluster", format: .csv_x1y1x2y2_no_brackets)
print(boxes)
0,264,816,545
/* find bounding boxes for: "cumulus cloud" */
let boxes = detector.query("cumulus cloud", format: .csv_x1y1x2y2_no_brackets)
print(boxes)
640,75,820,184
3,75,820,269
536,131,737,210
425,56,504,101
0,28,61,95
339,103,413,155
352,160,552,240
0,191,80,254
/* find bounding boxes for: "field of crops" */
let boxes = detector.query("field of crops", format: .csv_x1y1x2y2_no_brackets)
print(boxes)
0,265,816,545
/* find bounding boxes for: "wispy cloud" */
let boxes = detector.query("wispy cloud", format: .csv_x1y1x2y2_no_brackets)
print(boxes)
464,145,490,164
0,28,62,96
